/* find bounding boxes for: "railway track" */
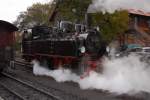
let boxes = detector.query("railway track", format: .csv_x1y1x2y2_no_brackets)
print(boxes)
4,71,87,100
0,83,23,100
7,58,88,100
0,72,62,100
9,59,33,73
14,59,33,68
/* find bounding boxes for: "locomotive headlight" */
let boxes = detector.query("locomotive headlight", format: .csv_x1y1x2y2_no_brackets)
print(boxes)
80,46,86,53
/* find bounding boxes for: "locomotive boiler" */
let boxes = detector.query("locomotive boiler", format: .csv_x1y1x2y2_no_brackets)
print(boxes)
22,15,107,74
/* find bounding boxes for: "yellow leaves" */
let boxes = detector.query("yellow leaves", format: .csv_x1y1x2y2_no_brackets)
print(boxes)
91,10,129,42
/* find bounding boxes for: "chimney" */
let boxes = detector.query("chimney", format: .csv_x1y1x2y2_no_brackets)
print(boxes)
85,13,92,29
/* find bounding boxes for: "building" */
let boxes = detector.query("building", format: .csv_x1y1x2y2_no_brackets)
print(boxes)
0,20,18,47
124,9,150,47
118,9,150,47
0,20,18,70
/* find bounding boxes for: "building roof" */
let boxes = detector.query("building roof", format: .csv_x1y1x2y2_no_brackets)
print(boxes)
0,20,18,33
128,9,150,17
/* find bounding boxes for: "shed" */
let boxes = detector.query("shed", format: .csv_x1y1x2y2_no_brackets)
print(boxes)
0,20,18,47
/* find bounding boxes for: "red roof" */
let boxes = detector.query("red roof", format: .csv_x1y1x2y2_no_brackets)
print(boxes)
128,9,150,17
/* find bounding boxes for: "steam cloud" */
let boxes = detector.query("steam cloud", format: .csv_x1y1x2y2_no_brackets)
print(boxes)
33,61,80,82
33,54,150,95
88,0,150,13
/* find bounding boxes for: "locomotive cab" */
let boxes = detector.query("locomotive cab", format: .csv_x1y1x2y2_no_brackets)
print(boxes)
22,29,32,41
59,21,73,33
75,24,82,33
75,24,86,33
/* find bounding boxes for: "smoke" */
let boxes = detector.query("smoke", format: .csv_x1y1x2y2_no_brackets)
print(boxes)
33,60,80,82
33,54,150,95
88,0,150,13
79,54,150,94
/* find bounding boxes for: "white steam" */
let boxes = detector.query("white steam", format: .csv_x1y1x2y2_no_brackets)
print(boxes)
33,60,80,82
33,54,150,95
79,55,150,94
88,0,150,13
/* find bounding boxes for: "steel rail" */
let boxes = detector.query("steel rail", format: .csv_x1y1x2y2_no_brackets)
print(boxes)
14,60,32,67
2,72,62,100
0,83,26,100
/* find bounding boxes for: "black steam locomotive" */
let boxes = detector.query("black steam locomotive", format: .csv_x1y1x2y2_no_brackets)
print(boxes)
22,16,107,74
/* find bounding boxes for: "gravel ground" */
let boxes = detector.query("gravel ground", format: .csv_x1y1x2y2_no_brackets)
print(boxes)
0,84,21,100
0,75,59,100
4,63,150,100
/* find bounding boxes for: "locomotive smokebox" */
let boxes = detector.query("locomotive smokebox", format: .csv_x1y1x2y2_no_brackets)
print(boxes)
85,13,92,29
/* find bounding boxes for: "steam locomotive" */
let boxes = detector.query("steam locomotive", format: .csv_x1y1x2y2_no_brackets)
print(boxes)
22,15,107,74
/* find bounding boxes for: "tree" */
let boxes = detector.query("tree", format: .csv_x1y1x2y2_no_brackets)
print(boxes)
54,0,91,22
14,2,52,30
91,10,129,42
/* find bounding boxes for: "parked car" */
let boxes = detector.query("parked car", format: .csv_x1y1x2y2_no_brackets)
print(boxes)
138,47,150,64
115,47,141,57
115,46,150,63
